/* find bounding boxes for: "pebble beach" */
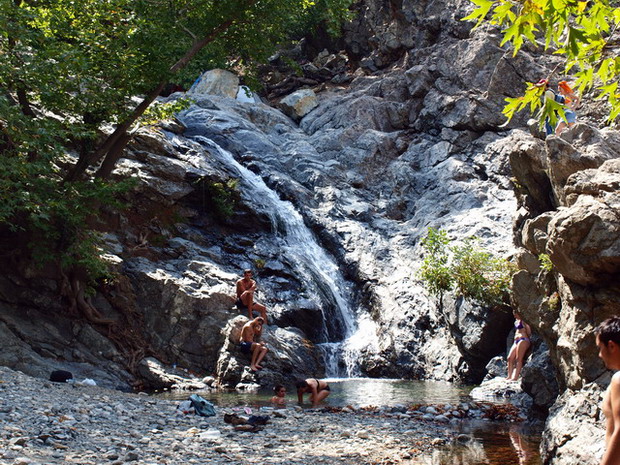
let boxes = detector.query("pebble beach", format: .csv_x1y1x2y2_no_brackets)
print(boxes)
0,367,528,465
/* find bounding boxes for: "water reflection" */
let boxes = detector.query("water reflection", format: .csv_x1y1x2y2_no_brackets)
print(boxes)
324,378,471,407
422,424,541,465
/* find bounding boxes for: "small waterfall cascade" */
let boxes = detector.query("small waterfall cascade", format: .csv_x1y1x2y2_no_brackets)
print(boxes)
189,135,363,376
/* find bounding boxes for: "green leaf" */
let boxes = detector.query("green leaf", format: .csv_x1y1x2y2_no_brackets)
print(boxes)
461,0,494,27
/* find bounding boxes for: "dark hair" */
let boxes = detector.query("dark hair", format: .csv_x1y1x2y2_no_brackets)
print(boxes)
273,384,284,393
243,269,252,274
595,317,620,345
295,379,309,389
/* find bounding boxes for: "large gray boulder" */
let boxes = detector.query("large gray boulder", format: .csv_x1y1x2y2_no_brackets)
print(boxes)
279,88,318,120
215,316,324,388
541,376,607,465
190,69,239,98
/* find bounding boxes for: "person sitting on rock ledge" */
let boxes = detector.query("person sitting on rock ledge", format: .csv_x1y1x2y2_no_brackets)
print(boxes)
239,317,268,372
595,316,620,465
507,310,531,381
236,269,268,324
296,378,330,407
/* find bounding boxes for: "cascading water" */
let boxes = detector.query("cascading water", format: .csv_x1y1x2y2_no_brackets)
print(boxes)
184,134,368,376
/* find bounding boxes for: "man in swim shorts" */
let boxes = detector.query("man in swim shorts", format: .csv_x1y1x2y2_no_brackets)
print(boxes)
236,269,268,323
239,317,268,372
296,378,330,407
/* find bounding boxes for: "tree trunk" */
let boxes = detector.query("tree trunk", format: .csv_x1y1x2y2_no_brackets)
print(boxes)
76,12,247,181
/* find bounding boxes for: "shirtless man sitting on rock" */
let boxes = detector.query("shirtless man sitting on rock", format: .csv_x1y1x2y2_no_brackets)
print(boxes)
596,316,620,465
236,269,268,323
239,317,268,372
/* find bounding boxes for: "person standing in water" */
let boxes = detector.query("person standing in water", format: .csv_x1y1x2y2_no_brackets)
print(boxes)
596,317,620,465
507,311,532,381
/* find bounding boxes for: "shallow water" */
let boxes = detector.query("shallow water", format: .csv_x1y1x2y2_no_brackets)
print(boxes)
158,378,472,407
156,378,542,465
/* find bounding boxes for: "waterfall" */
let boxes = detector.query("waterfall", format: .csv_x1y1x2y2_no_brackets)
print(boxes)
188,135,362,376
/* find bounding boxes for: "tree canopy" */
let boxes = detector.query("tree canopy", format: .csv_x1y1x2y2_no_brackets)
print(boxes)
463,0,620,125
0,0,352,297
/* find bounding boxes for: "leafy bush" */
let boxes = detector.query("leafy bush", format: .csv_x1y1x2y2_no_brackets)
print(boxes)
539,253,553,272
203,179,239,220
419,227,516,307
419,228,453,296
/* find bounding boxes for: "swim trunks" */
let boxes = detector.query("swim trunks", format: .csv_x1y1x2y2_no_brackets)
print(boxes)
239,341,253,354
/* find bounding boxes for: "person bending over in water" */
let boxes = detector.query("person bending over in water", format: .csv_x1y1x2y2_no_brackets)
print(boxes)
595,316,620,465
296,378,330,407
271,384,287,407
239,317,268,372
236,269,268,323
507,311,532,381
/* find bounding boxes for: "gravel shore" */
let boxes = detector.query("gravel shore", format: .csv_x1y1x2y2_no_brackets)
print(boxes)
0,367,514,465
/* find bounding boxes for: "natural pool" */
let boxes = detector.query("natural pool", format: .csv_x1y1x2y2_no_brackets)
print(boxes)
157,378,542,465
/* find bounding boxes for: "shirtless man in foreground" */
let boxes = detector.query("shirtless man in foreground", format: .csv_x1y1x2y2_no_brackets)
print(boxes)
236,269,267,323
595,316,620,465
239,317,268,372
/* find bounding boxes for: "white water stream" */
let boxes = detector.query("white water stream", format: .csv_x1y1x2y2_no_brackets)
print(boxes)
191,136,371,376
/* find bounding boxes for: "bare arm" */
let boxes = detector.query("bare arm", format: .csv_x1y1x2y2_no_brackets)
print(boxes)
601,373,620,465
310,384,319,407
297,389,304,404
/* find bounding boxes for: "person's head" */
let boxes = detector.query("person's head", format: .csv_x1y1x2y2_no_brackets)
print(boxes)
273,384,286,397
243,269,253,279
513,310,521,319
295,379,309,392
252,317,264,327
595,317,620,370
558,80,573,95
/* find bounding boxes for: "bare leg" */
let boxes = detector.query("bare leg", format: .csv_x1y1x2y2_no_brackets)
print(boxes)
254,346,268,369
512,340,531,380
312,390,330,407
241,292,254,319
555,121,568,135
507,344,517,380
247,292,254,319
253,302,267,324
249,344,259,371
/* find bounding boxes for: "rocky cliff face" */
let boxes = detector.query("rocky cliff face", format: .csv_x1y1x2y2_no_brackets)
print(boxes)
1,4,617,462
0,0,535,389
507,123,620,464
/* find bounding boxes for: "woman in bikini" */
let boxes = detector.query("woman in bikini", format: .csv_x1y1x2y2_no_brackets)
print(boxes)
296,378,330,407
507,311,532,381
